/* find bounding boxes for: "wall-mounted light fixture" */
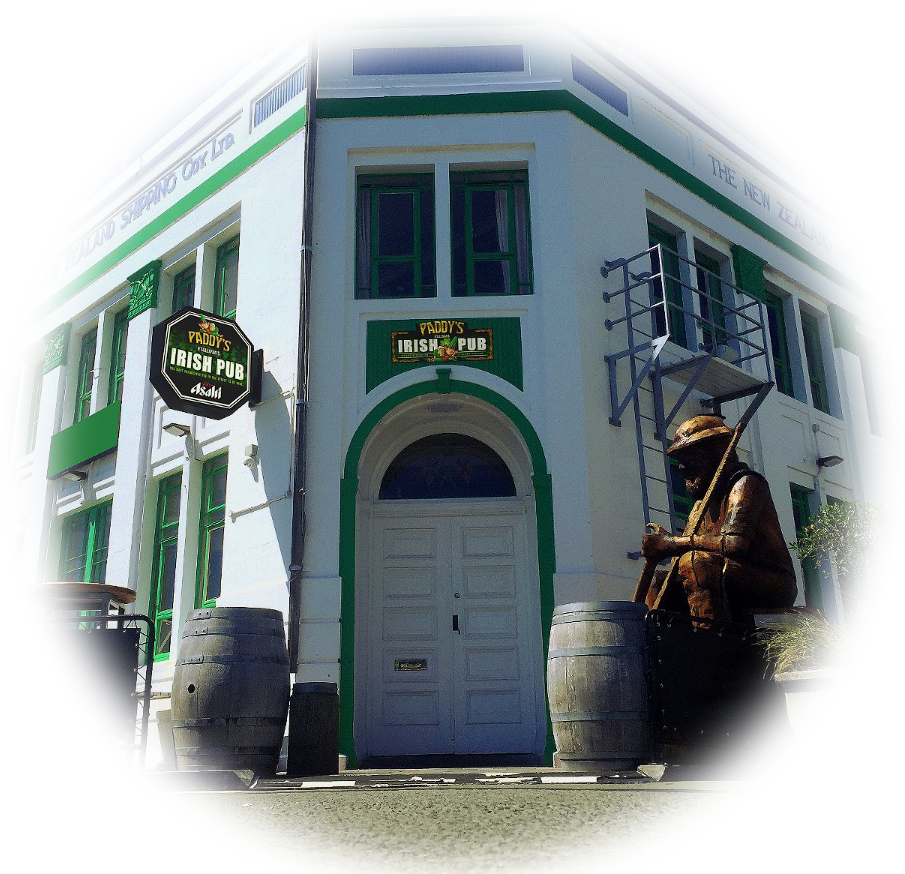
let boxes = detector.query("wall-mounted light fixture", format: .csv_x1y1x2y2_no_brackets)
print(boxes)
243,444,259,468
817,454,844,469
163,421,192,438
61,468,89,482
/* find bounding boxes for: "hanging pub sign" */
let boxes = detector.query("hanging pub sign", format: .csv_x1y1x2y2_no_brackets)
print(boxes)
150,308,261,419
391,320,493,364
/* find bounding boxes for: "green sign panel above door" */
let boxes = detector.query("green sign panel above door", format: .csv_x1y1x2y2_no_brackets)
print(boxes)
366,317,523,393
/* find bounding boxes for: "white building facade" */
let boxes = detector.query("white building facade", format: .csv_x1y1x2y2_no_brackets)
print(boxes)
13,21,887,768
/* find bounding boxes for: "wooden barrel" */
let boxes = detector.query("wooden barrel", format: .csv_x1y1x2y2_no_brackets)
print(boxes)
172,607,290,775
546,601,650,771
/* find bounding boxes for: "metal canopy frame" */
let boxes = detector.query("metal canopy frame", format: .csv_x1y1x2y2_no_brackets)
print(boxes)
602,244,774,536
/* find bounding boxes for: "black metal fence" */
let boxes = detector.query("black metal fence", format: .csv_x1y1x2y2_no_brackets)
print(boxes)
0,614,154,776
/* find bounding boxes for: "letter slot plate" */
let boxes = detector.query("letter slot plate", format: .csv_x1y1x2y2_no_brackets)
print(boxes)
394,658,427,672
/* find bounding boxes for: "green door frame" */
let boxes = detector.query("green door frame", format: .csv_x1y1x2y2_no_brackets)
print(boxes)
338,368,556,767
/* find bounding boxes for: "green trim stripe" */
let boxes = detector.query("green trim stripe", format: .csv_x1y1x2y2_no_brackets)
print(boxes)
47,88,854,321
319,90,855,292
39,107,307,318
338,370,556,767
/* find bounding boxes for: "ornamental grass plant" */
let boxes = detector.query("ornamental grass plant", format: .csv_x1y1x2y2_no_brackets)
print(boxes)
767,489,905,676
767,614,905,674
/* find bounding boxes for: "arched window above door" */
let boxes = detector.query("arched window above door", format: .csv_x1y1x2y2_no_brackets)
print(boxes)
379,433,517,500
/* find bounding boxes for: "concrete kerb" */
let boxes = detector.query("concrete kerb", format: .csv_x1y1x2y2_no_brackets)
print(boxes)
139,764,746,793
0,771,255,796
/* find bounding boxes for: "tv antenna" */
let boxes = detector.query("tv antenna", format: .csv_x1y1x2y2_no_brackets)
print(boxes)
63,55,195,170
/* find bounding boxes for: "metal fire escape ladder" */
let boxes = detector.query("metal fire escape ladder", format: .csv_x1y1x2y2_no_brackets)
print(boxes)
602,244,774,541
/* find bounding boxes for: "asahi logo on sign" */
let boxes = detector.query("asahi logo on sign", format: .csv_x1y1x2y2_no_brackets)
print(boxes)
150,309,256,420
392,320,493,364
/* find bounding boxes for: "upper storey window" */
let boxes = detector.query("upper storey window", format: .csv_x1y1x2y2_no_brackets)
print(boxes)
214,236,240,320
74,328,97,424
800,309,831,414
172,265,196,313
571,56,629,116
451,170,533,297
353,45,524,76
647,223,687,349
357,174,436,299
253,64,307,128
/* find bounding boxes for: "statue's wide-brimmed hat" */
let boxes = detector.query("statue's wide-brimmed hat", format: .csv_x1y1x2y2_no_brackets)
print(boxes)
667,415,732,457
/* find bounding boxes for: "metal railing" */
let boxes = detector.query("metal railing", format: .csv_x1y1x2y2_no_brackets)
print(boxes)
601,244,774,533
603,244,772,399
0,614,154,776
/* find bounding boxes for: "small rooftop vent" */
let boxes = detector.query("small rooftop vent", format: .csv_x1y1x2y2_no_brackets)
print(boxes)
571,55,628,116
253,64,307,129
353,45,524,76
742,106,770,134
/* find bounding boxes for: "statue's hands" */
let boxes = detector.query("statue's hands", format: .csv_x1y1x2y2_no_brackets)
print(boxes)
641,523,677,561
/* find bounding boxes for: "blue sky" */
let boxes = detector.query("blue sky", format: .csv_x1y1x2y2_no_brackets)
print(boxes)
0,0,905,233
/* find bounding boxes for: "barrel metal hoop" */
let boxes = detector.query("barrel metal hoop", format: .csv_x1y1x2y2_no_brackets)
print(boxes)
172,716,287,728
551,614,644,626
547,646,642,658
550,711,646,722
175,746,279,755
182,626,285,640
177,654,288,665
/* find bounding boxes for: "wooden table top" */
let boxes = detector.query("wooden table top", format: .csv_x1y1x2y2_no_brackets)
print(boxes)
16,583,136,610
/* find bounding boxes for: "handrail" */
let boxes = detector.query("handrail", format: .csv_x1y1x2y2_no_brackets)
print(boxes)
604,243,772,378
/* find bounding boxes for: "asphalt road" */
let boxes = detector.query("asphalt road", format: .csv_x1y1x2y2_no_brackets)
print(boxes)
0,784,905,874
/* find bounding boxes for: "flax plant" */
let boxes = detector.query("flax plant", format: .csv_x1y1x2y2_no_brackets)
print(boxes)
767,489,905,674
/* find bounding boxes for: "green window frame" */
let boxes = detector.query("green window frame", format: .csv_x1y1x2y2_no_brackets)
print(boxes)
107,309,129,406
800,310,830,414
356,174,436,299
74,328,97,424
195,454,228,609
3,534,25,619
149,472,182,660
789,484,821,610
647,223,688,349
858,342,883,437
762,287,795,398
0,377,19,467
668,457,694,527
451,170,532,297
694,251,729,351
449,170,534,297
25,359,43,454
172,265,196,313
59,500,113,583
214,236,240,319
886,358,905,449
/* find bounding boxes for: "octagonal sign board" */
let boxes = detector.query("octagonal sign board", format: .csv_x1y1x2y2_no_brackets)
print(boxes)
150,308,255,420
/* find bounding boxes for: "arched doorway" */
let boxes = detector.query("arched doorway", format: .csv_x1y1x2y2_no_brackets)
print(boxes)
353,392,547,764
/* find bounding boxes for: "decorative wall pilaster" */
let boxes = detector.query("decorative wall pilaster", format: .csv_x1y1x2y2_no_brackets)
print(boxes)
127,260,162,320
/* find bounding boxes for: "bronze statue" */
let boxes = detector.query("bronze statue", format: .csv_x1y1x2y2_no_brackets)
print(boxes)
637,415,797,624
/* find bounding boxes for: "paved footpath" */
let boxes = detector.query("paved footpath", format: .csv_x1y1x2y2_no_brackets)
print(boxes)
0,783,905,874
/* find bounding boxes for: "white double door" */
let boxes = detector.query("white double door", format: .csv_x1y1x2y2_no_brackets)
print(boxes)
366,500,541,757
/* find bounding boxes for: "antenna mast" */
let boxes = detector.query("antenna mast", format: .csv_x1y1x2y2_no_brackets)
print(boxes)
63,55,195,170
